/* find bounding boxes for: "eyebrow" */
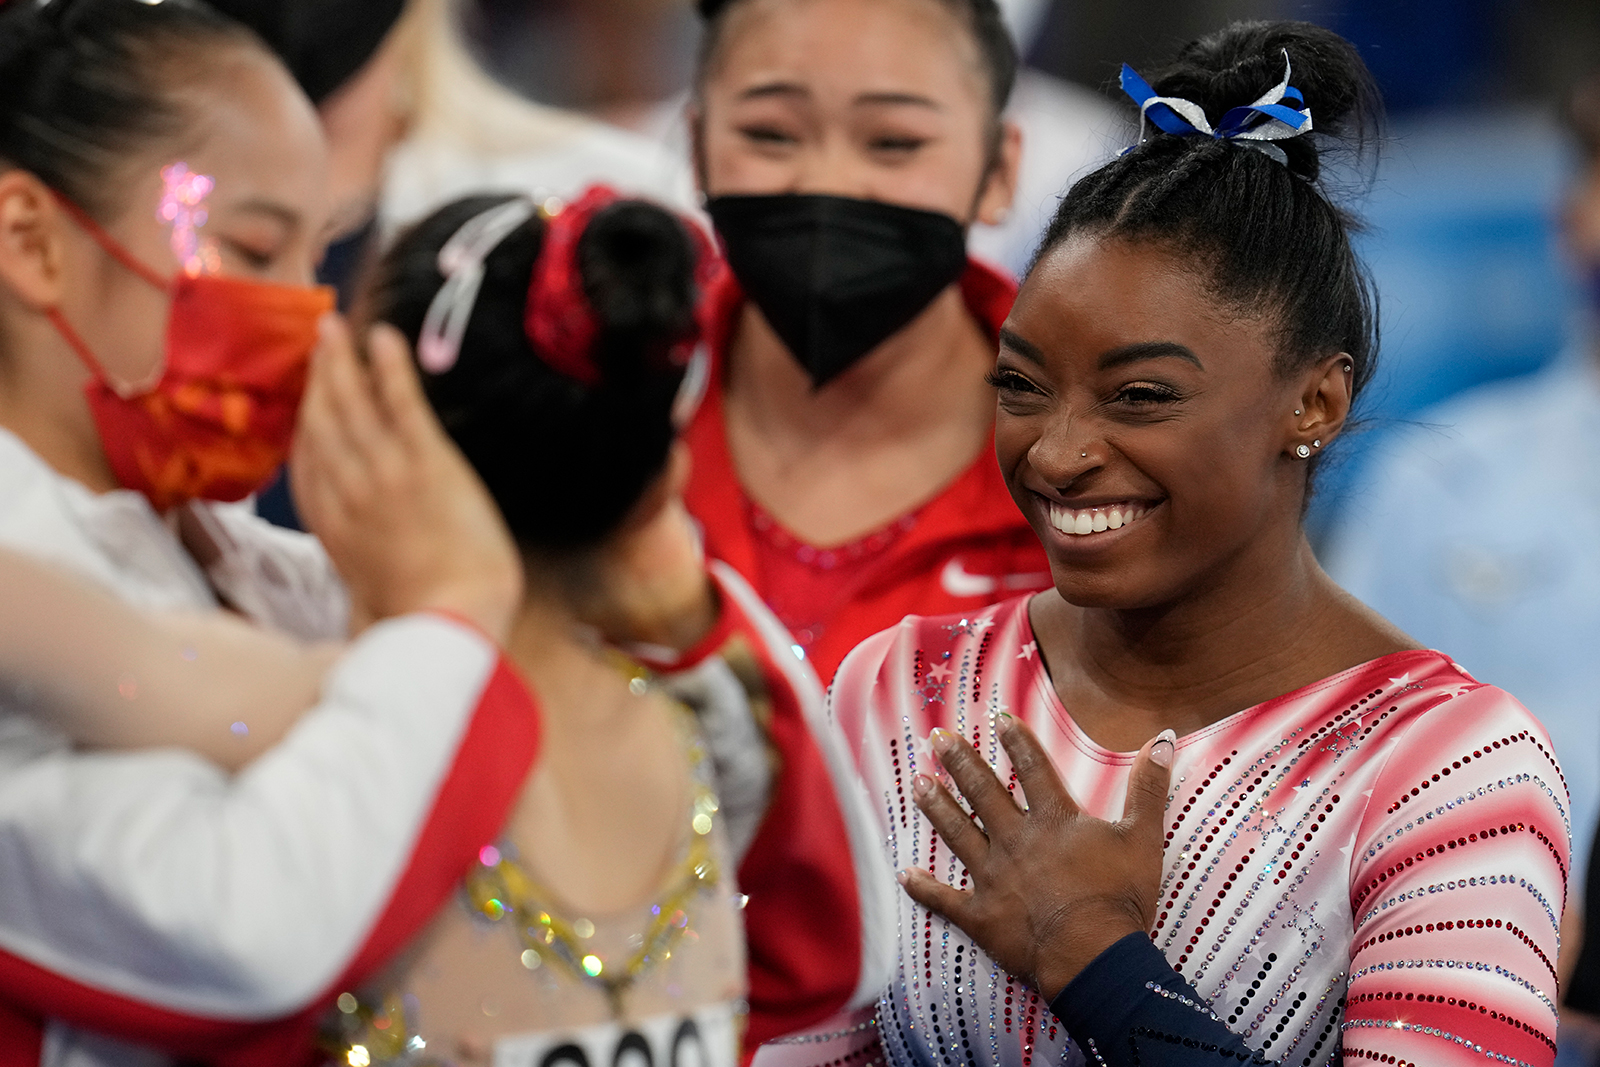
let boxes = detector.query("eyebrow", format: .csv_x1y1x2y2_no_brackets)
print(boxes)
736,83,942,110
1098,341,1204,371
854,91,941,110
998,327,1046,365
739,81,808,101
998,330,1206,372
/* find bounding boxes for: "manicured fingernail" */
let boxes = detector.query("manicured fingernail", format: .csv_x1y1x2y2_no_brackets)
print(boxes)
897,869,911,885
995,711,1016,735
1150,728,1177,768
913,774,934,798
930,728,955,755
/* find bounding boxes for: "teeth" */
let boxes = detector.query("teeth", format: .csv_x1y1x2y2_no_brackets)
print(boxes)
1048,502,1150,537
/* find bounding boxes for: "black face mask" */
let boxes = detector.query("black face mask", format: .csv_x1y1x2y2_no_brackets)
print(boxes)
706,194,969,388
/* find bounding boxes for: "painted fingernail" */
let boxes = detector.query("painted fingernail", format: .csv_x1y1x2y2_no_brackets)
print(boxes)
913,774,934,798
930,728,955,755
995,711,1016,735
1150,728,1177,768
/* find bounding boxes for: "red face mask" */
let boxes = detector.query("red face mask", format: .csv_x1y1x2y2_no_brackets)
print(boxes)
47,195,335,512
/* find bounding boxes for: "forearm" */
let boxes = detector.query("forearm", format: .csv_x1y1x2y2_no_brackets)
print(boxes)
0,613,541,1052
0,548,334,769
1048,933,1276,1066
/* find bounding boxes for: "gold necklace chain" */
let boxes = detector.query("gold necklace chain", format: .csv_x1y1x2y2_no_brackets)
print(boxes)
462,657,722,1017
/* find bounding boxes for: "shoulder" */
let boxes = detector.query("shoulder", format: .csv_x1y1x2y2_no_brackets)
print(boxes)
830,596,1038,737
1345,654,1568,845
835,596,1035,683
1339,651,1554,755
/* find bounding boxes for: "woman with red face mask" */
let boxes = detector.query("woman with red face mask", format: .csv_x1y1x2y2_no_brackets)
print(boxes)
685,0,1054,688
0,1,547,1064
0,183,887,1067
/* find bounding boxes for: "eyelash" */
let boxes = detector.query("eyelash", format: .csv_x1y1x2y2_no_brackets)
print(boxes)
739,125,797,146
224,240,274,270
987,370,1185,410
1115,382,1181,406
986,368,1040,394
870,136,926,152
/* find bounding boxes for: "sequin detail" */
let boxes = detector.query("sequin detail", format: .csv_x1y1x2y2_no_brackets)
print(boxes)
833,600,1570,1067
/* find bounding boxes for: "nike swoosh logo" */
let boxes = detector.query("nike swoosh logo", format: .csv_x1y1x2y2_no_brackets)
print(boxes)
940,558,1052,598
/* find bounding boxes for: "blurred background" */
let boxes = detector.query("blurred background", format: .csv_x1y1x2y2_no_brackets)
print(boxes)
457,0,1600,541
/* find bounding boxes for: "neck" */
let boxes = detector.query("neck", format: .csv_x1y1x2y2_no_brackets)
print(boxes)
724,282,994,451
503,583,634,730
0,321,118,494
1040,523,1407,748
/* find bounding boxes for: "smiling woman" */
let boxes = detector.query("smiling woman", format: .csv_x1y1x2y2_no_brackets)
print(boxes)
830,19,1571,1067
680,0,1053,694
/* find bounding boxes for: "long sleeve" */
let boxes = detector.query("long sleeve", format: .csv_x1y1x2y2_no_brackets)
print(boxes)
1049,933,1276,1066
1340,684,1567,1067
0,612,541,1066
1045,683,1568,1067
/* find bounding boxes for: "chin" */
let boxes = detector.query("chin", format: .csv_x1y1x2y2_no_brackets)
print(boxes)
1045,565,1171,611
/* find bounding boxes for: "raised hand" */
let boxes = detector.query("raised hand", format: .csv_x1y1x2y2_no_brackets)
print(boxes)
900,715,1175,1001
291,317,523,643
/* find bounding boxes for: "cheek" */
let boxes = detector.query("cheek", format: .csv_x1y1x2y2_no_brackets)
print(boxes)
84,272,171,386
1139,417,1284,540
859,135,991,217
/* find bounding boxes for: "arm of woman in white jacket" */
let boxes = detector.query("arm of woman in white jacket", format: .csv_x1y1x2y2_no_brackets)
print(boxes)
0,324,541,1060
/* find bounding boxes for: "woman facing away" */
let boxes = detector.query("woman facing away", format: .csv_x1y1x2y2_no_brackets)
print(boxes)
683,0,1055,684
833,20,1572,1067
324,186,888,1063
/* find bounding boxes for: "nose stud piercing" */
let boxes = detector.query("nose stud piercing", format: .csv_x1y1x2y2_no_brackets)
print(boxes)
1081,452,1088,458
1295,444,1312,459
1294,409,1302,416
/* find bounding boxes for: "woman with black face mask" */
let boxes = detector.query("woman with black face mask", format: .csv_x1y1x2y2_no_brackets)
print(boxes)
686,0,1050,687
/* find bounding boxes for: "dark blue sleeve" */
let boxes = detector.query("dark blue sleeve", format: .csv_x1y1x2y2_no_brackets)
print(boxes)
1047,933,1278,1066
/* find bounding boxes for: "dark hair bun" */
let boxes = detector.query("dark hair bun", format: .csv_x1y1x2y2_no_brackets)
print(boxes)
1144,20,1380,183
371,194,699,553
580,200,701,377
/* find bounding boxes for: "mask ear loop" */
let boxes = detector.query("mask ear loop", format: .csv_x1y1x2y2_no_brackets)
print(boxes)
47,192,175,397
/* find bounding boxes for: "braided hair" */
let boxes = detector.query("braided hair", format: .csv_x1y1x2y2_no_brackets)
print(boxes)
1037,21,1383,405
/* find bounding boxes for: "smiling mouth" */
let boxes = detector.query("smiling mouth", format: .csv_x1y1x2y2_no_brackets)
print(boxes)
1046,500,1156,537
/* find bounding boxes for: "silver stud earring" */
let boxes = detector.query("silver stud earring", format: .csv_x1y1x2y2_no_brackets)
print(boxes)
1295,444,1311,459
1313,439,1321,448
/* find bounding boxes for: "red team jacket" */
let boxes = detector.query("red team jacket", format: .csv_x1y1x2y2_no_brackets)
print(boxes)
683,259,1054,685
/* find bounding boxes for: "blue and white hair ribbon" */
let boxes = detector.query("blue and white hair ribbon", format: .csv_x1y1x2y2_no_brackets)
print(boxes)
1120,50,1313,165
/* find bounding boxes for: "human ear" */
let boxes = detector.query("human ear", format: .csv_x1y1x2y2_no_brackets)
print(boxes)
1286,353,1354,460
974,119,1022,227
0,171,69,312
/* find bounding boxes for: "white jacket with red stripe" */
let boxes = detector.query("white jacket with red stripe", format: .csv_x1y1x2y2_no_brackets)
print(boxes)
0,428,543,1067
